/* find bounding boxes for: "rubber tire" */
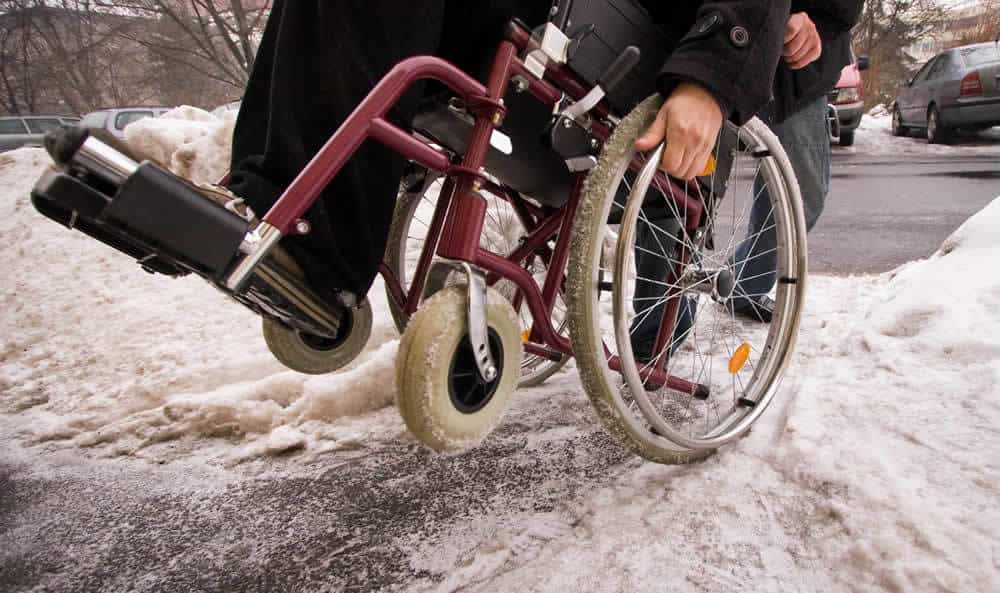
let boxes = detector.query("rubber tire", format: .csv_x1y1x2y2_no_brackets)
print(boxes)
262,298,372,375
927,106,951,144
566,95,712,465
396,286,522,451
384,185,424,333
891,107,908,137
384,177,570,388
838,130,855,147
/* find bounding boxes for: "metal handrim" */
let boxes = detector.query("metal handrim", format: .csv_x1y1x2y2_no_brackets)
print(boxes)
610,120,807,450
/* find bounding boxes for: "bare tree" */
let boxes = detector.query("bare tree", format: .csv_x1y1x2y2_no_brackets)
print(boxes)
0,0,151,114
101,0,270,92
956,0,1000,45
853,0,949,107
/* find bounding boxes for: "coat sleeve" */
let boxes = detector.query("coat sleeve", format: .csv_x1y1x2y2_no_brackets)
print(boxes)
657,0,791,125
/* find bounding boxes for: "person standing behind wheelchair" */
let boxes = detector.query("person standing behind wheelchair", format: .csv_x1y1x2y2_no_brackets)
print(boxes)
226,0,792,327
724,1,864,322
627,1,862,360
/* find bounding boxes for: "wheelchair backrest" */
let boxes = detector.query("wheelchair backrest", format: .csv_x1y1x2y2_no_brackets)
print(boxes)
550,0,668,114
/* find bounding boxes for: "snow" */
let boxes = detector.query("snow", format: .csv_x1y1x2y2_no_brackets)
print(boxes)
0,140,406,465
400,207,1000,591
846,105,1000,156
2,110,1000,591
124,105,237,185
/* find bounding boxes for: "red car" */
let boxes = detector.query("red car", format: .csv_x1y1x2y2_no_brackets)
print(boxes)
828,54,869,146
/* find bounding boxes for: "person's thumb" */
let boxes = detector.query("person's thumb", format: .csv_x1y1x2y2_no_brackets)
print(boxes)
635,107,668,151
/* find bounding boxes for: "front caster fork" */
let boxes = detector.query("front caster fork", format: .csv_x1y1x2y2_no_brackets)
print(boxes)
422,259,499,382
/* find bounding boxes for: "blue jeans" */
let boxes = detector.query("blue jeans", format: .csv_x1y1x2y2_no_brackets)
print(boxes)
730,96,830,310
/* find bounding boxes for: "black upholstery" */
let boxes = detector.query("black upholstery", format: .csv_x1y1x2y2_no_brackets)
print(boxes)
551,0,667,114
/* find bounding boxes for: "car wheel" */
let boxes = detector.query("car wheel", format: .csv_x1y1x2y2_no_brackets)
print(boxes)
891,107,908,137
927,106,952,144
838,130,855,147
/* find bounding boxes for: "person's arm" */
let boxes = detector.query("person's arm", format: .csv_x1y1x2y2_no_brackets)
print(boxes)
638,0,791,180
658,0,791,125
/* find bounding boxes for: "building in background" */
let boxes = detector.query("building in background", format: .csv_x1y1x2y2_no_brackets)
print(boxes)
908,1,998,66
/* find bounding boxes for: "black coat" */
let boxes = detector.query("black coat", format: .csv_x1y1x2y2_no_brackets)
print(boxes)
771,0,865,122
645,0,792,125
643,0,863,125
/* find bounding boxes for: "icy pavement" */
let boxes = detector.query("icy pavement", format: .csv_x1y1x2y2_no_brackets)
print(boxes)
2,114,1000,591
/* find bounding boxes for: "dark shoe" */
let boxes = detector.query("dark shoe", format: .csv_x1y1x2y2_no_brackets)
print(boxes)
730,295,774,324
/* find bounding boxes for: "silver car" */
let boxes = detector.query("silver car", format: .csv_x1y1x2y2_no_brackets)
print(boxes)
892,42,1000,143
80,107,171,140
0,115,81,151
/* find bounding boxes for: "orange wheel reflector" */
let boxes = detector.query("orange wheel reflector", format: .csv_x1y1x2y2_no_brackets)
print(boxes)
699,154,717,177
521,329,531,343
729,343,751,374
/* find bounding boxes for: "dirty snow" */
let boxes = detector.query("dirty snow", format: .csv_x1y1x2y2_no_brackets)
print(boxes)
1,110,999,592
124,105,237,185
847,105,1000,156
0,138,405,465
403,201,1000,593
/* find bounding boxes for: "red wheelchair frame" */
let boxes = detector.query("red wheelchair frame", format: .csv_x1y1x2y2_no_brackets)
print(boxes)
255,22,706,393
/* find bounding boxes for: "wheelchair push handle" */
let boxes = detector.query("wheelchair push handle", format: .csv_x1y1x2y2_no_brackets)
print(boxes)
598,46,641,94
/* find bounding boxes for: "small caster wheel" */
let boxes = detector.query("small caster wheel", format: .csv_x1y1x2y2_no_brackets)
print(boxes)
395,286,522,450
263,298,372,375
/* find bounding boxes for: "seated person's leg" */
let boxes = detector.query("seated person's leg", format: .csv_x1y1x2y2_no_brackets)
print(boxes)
227,0,447,302
630,216,696,361
227,0,550,305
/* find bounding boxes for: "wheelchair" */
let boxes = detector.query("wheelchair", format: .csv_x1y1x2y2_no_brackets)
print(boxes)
29,0,808,464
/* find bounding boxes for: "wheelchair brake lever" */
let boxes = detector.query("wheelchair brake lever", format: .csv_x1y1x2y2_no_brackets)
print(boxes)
561,46,641,122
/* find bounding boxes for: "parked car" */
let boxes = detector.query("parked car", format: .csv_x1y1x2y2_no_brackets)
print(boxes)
892,42,1000,143
828,54,870,147
80,107,171,140
0,115,81,151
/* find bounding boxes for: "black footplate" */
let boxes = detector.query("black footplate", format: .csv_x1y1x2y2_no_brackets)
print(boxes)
32,161,248,280
32,167,194,277
235,259,343,339
30,126,343,340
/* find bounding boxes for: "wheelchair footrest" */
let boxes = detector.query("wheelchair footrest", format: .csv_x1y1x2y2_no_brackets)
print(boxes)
103,162,248,276
32,159,249,280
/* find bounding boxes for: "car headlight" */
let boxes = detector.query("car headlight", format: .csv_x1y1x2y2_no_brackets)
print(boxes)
836,88,860,103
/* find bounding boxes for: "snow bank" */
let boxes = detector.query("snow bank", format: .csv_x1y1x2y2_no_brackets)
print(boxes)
848,108,1000,156
0,138,404,464
124,105,235,185
400,204,1000,592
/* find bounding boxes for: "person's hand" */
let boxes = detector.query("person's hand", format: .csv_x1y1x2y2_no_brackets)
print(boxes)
635,82,723,180
784,12,822,69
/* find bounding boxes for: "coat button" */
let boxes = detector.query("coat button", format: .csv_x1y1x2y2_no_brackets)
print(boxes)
730,26,750,47
694,13,721,34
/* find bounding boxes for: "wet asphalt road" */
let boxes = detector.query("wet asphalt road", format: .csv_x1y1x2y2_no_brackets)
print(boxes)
811,148,999,275
2,136,999,593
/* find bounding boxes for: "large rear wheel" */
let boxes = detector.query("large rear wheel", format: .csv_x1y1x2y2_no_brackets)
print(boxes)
567,96,808,464
927,106,952,144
